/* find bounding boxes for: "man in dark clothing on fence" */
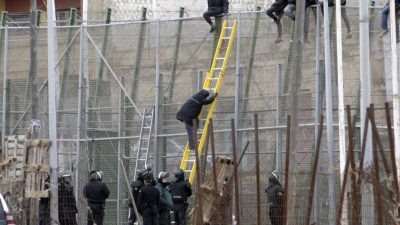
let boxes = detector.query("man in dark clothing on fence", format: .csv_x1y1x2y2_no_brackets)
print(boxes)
176,89,217,151
170,169,192,225
137,173,160,225
203,0,230,33
265,172,285,225
284,0,317,20
266,0,288,43
83,170,110,225
320,0,352,39
379,0,400,37
155,172,174,225
58,173,78,225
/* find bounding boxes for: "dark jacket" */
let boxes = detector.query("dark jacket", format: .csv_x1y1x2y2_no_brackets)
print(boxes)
58,182,78,216
137,184,160,213
170,180,192,204
83,180,110,204
265,182,284,208
288,0,316,5
327,0,346,6
176,90,216,126
272,0,288,8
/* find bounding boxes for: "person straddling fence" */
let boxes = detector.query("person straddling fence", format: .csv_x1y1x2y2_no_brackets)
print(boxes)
203,0,229,33
379,0,400,37
319,0,352,39
84,170,110,225
266,0,289,43
137,173,160,225
58,172,78,225
176,89,218,151
155,172,174,225
284,0,318,20
170,169,192,225
265,172,285,225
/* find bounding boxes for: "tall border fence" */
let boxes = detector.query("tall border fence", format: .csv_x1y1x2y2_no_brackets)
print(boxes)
0,6,399,225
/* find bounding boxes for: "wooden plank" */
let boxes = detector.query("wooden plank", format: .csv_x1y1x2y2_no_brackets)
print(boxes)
25,190,49,198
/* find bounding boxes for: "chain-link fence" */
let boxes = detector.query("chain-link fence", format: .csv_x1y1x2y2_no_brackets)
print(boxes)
0,5,399,225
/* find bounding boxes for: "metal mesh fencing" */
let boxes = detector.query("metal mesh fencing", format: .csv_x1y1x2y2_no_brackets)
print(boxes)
0,5,399,225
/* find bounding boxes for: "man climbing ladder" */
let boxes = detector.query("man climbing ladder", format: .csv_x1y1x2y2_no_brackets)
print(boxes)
177,20,237,184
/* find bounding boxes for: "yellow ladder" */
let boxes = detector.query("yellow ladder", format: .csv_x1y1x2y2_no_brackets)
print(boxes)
180,20,238,184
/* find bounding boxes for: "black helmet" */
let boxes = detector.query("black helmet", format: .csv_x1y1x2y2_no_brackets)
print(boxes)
143,172,154,182
137,169,147,180
175,169,185,181
89,170,102,181
268,172,280,185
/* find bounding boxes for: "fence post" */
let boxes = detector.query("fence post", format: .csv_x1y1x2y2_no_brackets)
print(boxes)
154,19,161,175
2,25,8,158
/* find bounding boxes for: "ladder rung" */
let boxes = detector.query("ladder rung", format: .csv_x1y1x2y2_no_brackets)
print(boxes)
213,68,222,70
216,57,224,60
225,26,234,29
137,158,147,161
185,159,195,162
140,147,148,150
143,126,151,129
184,170,192,173
222,37,230,40
141,137,150,140
204,88,216,91
206,77,218,80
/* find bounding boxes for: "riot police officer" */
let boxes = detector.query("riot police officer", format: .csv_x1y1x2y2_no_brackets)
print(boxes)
129,169,146,225
169,169,192,225
137,173,160,225
155,172,173,225
265,172,285,225
58,172,78,225
83,170,110,225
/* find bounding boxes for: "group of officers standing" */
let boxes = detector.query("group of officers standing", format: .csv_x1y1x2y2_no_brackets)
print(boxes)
38,168,284,225
128,167,192,225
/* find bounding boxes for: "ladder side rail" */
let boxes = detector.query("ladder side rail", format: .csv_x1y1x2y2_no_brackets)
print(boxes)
133,108,148,179
144,107,155,163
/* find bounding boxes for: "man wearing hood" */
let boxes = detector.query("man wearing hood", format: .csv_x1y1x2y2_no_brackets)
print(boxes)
265,172,285,225
176,89,218,150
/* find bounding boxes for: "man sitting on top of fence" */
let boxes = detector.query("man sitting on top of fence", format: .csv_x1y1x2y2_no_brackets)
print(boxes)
379,0,400,37
203,0,229,33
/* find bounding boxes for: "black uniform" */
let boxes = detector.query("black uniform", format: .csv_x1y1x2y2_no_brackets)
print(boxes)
176,90,216,150
169,173,192,225
129,179,144,225
265,175,285,225
83,178,110,225
203,0,230,27
137,184,160,225
58,181,78,225
39,176,50,225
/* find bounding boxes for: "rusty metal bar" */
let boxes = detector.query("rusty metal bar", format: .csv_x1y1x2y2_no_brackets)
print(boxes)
283,115,291,225
335,142,351,225
193,119,203,225
237,141,250,169
208,119,220,225
346,105,360,225
254,114,261,225
385,102,400,201
357,109,370,183
202,131,210,184
369,104,391,175
231,119,241,225
306,114,324,225
372,122,384,225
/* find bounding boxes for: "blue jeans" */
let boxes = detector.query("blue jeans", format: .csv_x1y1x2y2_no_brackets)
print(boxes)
284,4,296,20
184,120,198,150
382,5,390,30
